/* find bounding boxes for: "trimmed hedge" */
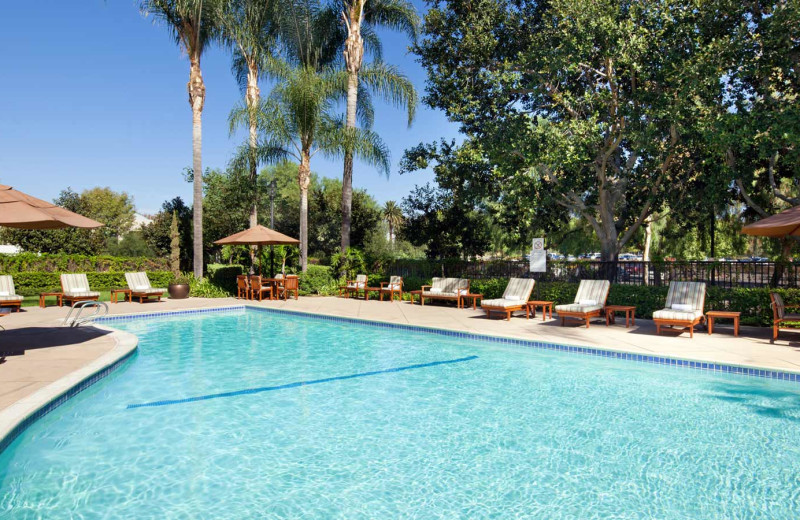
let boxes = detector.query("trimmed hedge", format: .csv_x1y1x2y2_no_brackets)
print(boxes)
0,253,169,273
8,271,175,296
299,265,338,295
208,264,245,294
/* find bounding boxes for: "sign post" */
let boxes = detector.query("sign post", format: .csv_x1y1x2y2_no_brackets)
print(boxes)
530,238,546,273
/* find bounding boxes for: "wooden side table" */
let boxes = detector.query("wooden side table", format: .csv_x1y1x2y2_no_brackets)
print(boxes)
605,305,636,327
409,290,422,304
39,291,63,308
364,287,380,301
706,311,741,337
526,300,553,320
111,288,131,304
458,293,483,309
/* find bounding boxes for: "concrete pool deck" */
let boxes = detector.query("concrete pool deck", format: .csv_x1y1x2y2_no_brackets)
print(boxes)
2,295,800,421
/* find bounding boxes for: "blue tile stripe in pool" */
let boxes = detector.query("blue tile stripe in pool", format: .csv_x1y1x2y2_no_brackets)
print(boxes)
0,348,137,456
127,355,479,409
95,305,800,384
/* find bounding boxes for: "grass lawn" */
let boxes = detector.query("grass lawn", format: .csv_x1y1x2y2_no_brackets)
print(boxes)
19,291,170,308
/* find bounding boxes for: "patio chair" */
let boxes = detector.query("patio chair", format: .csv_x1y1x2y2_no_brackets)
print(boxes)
652,281,706,338
379,276,403,302
555,280,610,328
0,275,23,312
248,275,273,301
420,277,470,306
60,273,100,307
236,275,249,299
277,275,299,300
769,292,800,343
124,272,166,303
345,274,368,298
481,278,536,320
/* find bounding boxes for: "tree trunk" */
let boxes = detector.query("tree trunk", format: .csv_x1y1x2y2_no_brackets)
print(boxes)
298,150,312,272
189,56,205,279
246,64,260,228
643,215,653,285
341,15,364,254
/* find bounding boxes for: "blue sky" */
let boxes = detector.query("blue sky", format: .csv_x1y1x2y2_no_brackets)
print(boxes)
0,1,459,215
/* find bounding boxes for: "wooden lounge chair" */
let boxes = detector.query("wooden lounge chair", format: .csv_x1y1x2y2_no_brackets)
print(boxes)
344,274,368,298
277,275,299,300
379,276,403,301
0,275,23,312
481,278,536,320
769,292,800,343
555,280,610,328
248,275,273,301
420,277,469,306
236,275,249,299
652,281,706,338
124,272,166,303
60,273,100,307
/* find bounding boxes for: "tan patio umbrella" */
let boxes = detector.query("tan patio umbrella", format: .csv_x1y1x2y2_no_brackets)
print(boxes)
214,225,299,276
0,184,103,229
741,206,800,238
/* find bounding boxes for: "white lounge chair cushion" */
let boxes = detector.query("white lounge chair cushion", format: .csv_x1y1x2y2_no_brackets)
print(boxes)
482,298,525,308
458,289,469,295
422,290,456,297
505,294,520,301
72,286,88,293
579,299,597,306
64,291,101,298
502,278,535,301
390,284,401,290
0,291,8,297
555,303,604,314
653,308,703,321
429,288,442,293
135,288,165,294
671,303,693,311
0,295,22,301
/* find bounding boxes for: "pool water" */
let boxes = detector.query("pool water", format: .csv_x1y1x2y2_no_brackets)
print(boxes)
2,308,800,519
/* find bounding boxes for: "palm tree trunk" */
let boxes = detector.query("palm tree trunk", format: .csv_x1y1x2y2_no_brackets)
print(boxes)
341,17,363,253
246,64,260,229
189,56,205,279
298,150,312,272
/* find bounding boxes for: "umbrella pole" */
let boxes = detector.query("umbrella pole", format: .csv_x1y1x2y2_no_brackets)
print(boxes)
259,245,263,275
270,245,275,278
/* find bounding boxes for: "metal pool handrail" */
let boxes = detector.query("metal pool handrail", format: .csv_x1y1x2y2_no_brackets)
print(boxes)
62,301,109,327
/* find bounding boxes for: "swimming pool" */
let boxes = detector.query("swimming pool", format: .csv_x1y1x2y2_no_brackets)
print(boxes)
2,307,800,518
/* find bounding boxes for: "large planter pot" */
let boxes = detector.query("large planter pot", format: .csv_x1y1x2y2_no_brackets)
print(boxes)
168,283,190,299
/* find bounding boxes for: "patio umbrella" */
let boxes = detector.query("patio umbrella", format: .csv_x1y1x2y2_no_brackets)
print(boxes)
741,206,800,238
214,225,299,276
0,184,103,229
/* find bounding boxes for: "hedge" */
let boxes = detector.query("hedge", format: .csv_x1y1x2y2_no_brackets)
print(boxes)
8,271,175,296
0,253,169,273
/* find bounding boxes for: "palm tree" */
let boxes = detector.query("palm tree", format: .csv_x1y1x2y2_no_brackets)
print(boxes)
140,0,217,278
382,200,402,244
238,62,390,271
337,0,419,254
218,0,277,228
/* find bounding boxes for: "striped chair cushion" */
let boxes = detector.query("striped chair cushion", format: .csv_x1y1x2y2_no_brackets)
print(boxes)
389,276,402,289
652,309,704,321
573,280,611,306
664,282,706,312
772,292,785,319
555,303,604,314
61,273,94,296
0,275,21,300
126,272,166,293
503,278,535,302
482,298,525,308
0,294,23,302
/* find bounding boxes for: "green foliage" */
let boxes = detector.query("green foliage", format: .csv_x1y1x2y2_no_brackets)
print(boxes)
207,263,245,294
298,265,338,295
188,276,231,298
173,274,192,285
10,271,175,296
330,248,367,279
105,232,154,257
141,197,194,272
0,253,168,273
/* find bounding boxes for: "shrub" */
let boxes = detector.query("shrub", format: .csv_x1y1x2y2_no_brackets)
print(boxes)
208,263,245,294
188,276,231,298
9,271,175,296
0,253,169,273
299,265,337,295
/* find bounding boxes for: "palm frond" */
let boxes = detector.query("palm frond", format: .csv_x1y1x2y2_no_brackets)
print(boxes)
359,62,418,125
364,0,420,42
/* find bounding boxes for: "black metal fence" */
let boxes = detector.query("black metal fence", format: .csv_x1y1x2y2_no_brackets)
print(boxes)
386,259,800,289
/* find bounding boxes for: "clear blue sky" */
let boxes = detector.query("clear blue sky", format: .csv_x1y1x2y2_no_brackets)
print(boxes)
0,1,459,215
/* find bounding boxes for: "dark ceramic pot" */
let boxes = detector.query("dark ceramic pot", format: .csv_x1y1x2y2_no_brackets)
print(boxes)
168,283,190,299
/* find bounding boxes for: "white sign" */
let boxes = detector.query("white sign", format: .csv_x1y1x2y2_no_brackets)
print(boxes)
530,238,546,272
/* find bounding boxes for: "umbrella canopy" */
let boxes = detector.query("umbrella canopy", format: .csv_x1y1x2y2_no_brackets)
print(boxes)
214,225,299,246
741,206,800,238
0,184,103,229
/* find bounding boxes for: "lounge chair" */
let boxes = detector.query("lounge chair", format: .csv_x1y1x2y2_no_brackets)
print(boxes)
277,275,299,300
60,273,100,306
344,274,368,298
555,280,610,328
652,281,706,338
248,275,273,301
769,292,800,343
420,277,469,306
379,276,403,301
0,275,23,312
481,278,536,320
124,272,166,303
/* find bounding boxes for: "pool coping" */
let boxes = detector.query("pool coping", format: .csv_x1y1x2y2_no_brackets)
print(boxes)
0,326,138,455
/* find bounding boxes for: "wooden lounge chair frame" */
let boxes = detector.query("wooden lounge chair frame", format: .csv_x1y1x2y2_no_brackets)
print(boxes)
379,276,403,301
652,281,706,338
60,273,100,307
556,280,611,328
0,275,23,312
419,277,470,306
481,278,536,321
125,272,166,303
769,292,800,343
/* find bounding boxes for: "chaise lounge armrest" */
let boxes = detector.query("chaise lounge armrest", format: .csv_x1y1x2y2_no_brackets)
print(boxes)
420,285,432,291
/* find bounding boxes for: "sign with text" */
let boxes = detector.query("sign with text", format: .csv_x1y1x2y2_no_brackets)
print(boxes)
530,238,546,272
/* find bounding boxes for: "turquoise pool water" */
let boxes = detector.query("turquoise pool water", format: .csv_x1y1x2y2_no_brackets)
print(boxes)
2,308,800,518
